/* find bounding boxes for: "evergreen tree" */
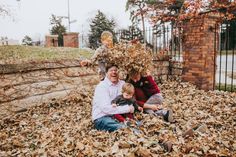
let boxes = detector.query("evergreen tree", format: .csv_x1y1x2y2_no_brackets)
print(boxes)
22,35,33,46
49,14,66,47
88,10,116,49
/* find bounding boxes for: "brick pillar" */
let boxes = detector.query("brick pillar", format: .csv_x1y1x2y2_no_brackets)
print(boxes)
63,32,79,48
45,35,58,47
182,13,219,91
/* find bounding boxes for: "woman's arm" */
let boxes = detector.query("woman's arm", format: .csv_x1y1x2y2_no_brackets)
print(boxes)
145,76,160,94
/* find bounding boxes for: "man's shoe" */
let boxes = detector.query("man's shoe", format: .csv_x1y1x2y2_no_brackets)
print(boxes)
163,110,173,122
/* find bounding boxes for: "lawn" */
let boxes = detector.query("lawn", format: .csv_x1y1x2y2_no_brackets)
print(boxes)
0,45,94,64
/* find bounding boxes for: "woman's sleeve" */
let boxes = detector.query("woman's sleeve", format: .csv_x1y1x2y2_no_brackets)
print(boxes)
134,88,147,107
146,76,160,94
136,100,145,107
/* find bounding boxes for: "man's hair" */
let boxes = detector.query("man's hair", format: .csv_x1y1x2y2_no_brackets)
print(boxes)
101,31,113,41
122,83,135,95
105,64,118,72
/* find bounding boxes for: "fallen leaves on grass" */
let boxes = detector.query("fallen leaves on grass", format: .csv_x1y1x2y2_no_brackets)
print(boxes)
0,81,235,156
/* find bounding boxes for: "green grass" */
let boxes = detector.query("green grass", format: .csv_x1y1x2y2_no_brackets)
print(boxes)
0,45,94,64
216,83,236,92
218,50,235,55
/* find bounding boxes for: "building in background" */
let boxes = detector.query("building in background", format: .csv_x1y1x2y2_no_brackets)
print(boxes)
63,32,79,48
45,35,58,47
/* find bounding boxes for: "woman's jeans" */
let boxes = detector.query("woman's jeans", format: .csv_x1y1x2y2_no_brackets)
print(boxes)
94,116,125,132
145,93,167,116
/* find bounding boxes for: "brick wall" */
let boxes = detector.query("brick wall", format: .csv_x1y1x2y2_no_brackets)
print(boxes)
45,35,58,47
182,13,219,91
63,32,79,48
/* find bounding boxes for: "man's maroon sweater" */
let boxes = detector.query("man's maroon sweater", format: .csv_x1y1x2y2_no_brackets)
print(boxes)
130,76,160,107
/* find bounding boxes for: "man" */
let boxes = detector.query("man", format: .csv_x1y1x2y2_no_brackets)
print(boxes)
92,64,134,132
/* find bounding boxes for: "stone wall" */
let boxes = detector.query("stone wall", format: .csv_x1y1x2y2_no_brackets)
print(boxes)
152,60,182,83
0,60,99,118
182,13,219,91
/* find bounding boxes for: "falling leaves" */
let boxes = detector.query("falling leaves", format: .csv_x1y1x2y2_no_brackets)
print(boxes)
95,41,153,75
0,81,235,156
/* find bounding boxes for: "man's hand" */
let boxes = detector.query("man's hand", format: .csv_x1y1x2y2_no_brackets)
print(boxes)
129,105,135,113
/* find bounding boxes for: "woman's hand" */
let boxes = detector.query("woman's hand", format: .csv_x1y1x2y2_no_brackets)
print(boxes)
144,104,159,111
138,107,143,112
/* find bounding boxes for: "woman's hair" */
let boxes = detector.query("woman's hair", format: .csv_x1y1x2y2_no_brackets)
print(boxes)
122,83,135,95
129,69,140,78
126,69,140,82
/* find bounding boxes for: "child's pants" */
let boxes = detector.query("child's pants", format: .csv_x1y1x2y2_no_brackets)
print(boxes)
98,62,106,79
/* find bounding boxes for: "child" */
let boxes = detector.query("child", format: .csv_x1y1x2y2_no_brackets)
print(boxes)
112,83,143,123
128,70,173,122
80,31,113,80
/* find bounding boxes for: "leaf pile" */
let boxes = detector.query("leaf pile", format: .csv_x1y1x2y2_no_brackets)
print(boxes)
0,81,235,156
96,42,153,74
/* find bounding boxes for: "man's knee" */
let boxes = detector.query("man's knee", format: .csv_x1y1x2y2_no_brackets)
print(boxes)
94,116,125,132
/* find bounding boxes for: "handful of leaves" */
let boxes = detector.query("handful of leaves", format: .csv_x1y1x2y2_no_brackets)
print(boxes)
95,41,153,75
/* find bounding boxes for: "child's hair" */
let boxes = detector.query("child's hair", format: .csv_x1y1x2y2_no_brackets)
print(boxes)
122,83,135,95
101,31,113,41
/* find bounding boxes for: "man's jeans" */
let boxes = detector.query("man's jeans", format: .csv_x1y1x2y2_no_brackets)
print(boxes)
94,116,125,132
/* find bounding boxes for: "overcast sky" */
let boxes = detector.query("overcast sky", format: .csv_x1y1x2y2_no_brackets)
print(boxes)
0,0,132,41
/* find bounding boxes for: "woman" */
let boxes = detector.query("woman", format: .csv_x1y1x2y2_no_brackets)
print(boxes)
128,70,173,122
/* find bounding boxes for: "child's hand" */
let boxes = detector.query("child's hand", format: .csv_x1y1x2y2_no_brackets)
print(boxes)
80,59,91,66
112,103,117,107
138,107,143,112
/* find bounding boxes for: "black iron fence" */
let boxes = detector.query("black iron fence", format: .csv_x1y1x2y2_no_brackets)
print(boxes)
215,20,236,92
115,23,183,61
